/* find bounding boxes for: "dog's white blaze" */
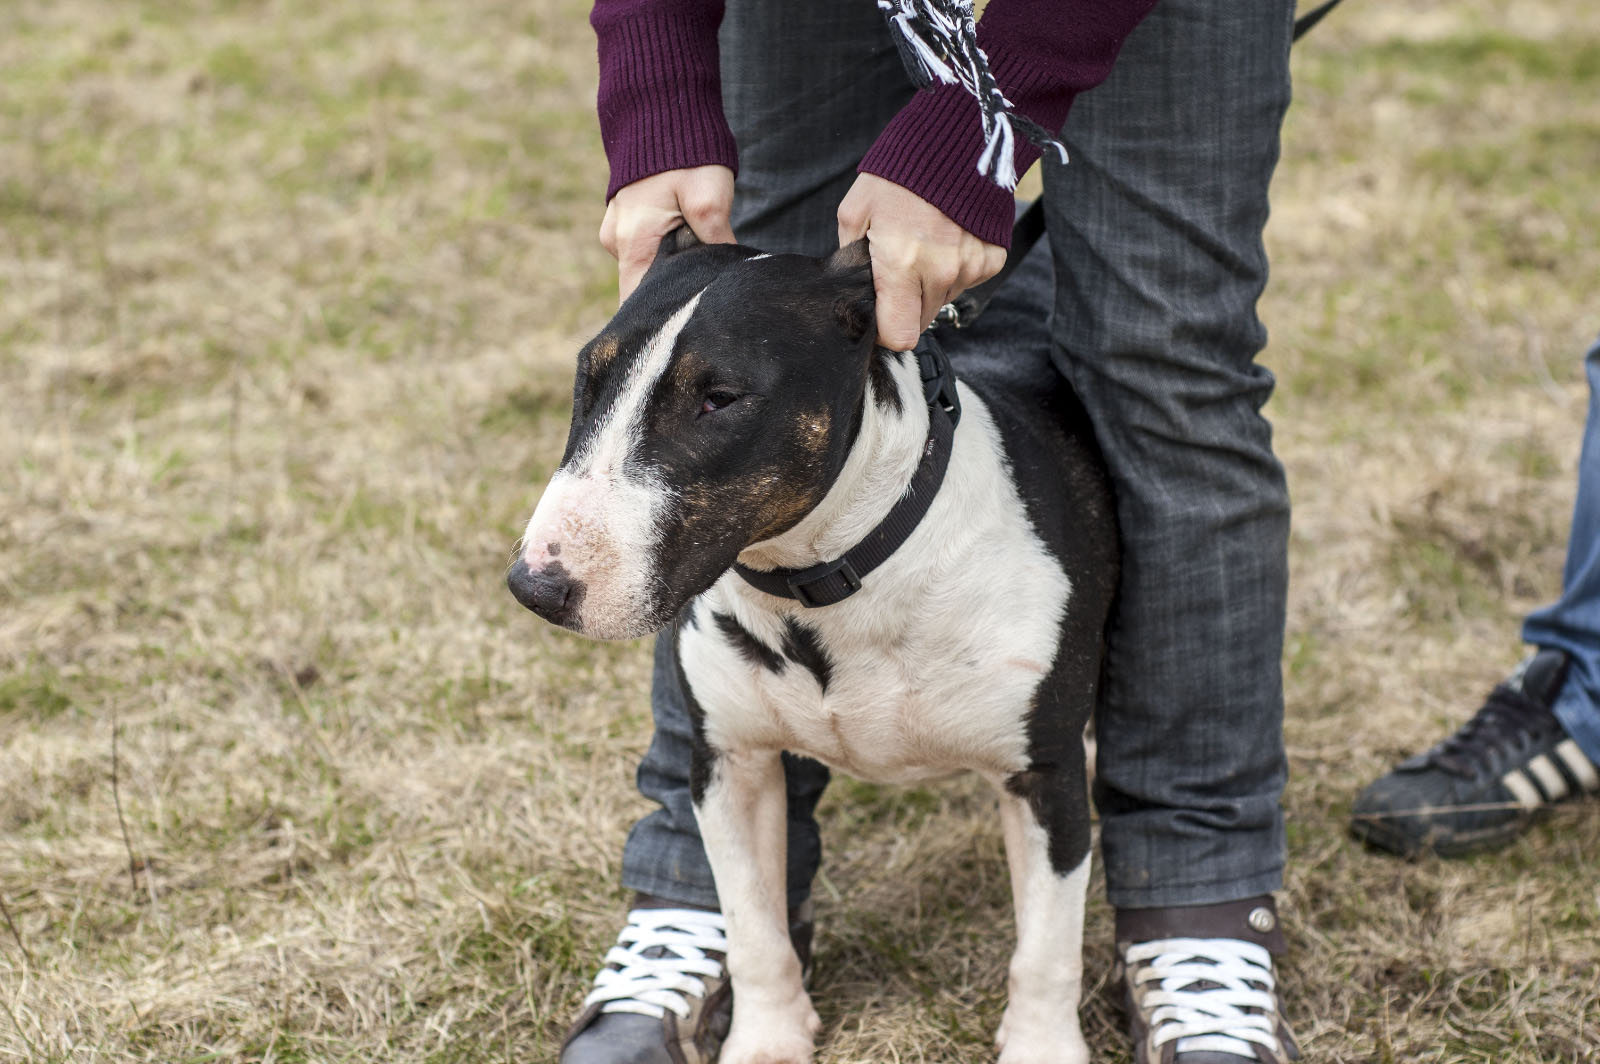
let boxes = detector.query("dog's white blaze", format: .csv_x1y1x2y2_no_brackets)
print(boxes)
571,290,706,478
519,290,706,638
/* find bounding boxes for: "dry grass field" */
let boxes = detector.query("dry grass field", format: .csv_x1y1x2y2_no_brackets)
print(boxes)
3,0,1599,1060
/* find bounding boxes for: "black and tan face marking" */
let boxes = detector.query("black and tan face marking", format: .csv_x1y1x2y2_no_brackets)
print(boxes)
509,232,890,639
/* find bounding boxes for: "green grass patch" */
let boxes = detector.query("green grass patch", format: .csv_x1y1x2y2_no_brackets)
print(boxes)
1369,33,1600,84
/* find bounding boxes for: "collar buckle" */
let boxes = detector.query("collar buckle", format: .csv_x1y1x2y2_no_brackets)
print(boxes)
786,556,862,609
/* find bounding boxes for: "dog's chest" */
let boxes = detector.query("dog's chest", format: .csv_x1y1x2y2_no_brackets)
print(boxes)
679,558,1066,786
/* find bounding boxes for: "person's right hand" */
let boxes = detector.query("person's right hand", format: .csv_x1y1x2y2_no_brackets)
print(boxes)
599,165,736,301
837,173,1006,352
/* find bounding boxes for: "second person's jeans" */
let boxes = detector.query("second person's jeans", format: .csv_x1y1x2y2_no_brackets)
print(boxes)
1522,334,1600,767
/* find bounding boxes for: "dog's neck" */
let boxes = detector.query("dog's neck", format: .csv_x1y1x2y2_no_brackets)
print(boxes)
736,352,932,575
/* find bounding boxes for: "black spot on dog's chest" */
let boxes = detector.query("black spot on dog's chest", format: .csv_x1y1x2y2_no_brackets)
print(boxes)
713,612,784,673
711,611,834,694
779,617,833,693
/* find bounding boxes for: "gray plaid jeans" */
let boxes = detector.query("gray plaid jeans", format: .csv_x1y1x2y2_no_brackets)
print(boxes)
620,0,1295,911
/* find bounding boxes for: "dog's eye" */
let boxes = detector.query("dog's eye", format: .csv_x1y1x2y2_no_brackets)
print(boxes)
698,391,742,417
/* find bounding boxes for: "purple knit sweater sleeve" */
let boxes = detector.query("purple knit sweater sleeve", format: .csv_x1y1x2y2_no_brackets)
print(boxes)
591,0,1160,245
591,0,736,201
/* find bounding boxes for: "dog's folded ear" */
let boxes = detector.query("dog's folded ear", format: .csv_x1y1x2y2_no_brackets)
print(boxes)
825,239,876,343
825,239,872,276
658,225,703,258
638,225,709,288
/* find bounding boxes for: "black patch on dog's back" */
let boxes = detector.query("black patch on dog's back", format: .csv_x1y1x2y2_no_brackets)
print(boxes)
779,617,833,693
713,611,785,674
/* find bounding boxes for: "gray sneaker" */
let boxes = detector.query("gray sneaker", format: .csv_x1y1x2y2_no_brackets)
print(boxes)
559,895,813,1064
1351,649,1600,857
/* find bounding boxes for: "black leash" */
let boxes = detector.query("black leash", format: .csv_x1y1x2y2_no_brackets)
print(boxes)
1292,0,1346,42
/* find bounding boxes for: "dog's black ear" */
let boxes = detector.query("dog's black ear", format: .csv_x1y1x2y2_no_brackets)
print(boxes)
658,225,702,258
824,239,876,343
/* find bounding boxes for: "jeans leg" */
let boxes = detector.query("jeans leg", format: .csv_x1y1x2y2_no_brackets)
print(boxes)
1041,0,1296,909
720,0,912,255
1521,335,1600,766
619,0,907,910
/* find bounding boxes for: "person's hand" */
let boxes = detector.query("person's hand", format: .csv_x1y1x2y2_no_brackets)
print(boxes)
837,173,1006,351
599,165,736,301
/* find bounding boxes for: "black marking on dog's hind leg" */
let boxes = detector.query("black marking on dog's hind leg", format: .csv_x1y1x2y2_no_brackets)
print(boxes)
1004,762,1091,876
780,617,833,694
713,611,785,674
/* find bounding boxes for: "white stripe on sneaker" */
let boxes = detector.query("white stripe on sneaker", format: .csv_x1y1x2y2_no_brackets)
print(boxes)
1500,769,1544,810
1526,754,1569,801
1555,739,1600,792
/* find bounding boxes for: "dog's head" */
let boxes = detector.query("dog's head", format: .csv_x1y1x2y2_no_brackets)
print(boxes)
508,229,880,639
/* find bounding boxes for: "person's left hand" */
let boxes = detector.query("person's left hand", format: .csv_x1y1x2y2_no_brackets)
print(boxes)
837,173,1006,351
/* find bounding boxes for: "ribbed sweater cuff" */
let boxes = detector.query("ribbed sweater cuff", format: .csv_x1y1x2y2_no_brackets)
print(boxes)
856,51,1072,249
594,7,738,201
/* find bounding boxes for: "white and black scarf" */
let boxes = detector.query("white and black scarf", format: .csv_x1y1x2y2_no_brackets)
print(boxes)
876,0,1068,190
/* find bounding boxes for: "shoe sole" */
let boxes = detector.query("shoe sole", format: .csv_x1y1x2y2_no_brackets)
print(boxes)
1349,808,1541,859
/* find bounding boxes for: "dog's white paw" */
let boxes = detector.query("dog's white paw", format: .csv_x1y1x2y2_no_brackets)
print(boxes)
994,1014,1090,1064
995,1039,1091,1064
719,1000,821,1064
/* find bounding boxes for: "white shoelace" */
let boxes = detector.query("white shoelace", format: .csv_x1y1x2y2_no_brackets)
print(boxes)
584,908,728,1020
1124,937,1281,1058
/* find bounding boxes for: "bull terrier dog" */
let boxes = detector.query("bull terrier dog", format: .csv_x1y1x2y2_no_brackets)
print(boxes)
508,226,1118,1064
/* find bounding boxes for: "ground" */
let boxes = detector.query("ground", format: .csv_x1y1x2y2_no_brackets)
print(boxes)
1,0,1597,1061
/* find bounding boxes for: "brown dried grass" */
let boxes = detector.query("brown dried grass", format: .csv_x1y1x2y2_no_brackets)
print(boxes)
2,0,1597,1061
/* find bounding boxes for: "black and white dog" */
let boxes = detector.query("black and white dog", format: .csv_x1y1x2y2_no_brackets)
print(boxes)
508,227,1118,1064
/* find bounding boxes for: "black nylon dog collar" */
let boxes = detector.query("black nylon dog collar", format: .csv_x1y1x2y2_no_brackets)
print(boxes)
733,333,960,608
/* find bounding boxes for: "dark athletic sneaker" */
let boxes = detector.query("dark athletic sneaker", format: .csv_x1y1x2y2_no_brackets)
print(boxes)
559,894,813,1064
1115,897,1301,1064
1351,648,1600,857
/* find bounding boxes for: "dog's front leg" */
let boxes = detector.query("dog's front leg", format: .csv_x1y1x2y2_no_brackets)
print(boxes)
993,786,1092,1064
695,748,821,1064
